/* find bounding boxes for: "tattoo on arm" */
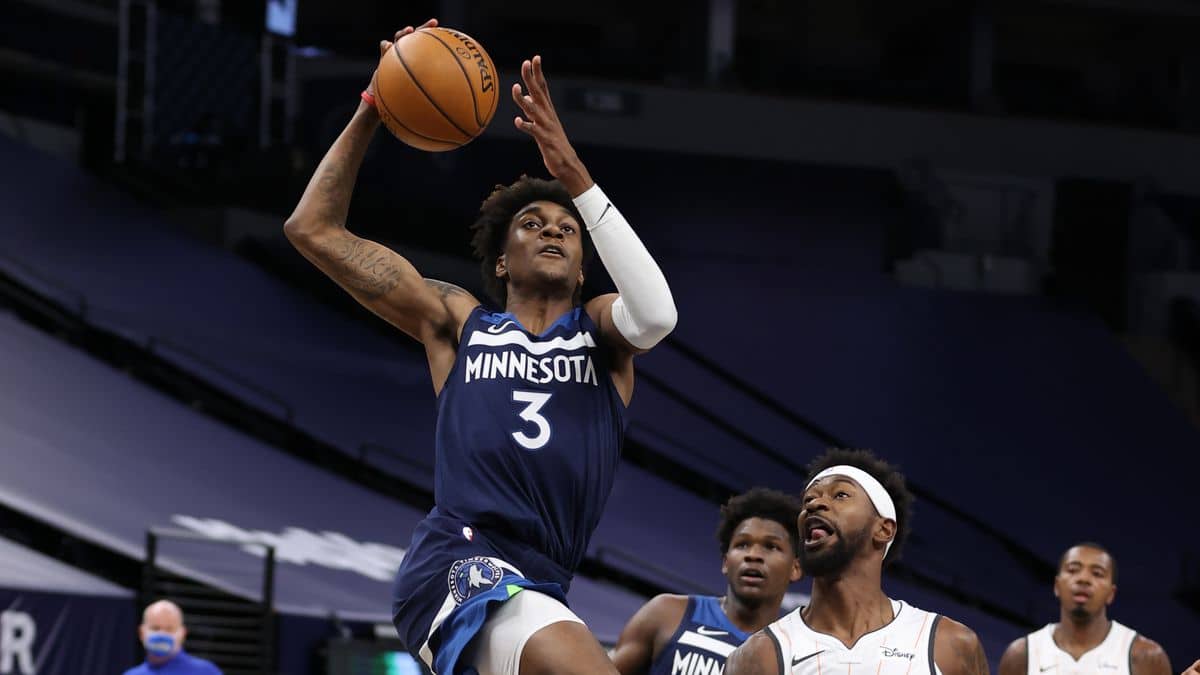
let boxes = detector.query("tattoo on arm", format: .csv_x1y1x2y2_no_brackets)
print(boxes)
311,115,375,226
424,278,470,301
331,235,406,299
314,158,346,225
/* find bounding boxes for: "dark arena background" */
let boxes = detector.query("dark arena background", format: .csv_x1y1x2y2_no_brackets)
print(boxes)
2,0,1200,673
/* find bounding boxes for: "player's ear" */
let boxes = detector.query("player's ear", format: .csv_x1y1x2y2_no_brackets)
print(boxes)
876,518,896,551
1105,584,1117,606
495,254,507,279
577,268,585,287
790,557,803,583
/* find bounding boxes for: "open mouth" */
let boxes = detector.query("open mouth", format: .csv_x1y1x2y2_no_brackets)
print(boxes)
738,567,767,585
538,244,565,258
804,516,836,547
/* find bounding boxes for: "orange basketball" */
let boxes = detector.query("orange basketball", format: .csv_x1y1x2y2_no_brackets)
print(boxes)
373,27,499,152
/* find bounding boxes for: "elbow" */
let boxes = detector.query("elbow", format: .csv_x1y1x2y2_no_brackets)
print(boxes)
648,302,678,339
643,314,677,349
283,217,307,243
650,286,678,336
612,289,677,351
283,217,322,250
626,301,677,351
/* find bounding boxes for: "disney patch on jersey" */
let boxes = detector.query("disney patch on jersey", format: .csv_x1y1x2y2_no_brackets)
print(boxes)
448,556,505,604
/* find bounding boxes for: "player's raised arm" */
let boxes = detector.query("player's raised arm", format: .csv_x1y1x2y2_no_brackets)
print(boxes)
511,56,677,357
284,20,478,350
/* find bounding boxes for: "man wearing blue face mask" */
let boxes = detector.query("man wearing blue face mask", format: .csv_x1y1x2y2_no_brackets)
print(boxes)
123,600,222,674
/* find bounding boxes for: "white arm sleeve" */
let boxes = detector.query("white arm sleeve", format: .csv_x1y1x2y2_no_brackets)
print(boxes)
573,183,677,350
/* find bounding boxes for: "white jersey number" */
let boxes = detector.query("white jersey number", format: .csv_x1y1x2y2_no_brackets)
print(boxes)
511,391,553,450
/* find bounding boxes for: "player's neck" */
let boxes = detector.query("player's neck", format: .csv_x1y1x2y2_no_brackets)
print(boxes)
721,592,782,634
505,292,575,334
1055,610,1110,652
802,563,891,648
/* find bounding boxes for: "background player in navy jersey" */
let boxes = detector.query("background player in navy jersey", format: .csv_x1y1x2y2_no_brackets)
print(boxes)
725,449,988,675
284,19,676,675
610,488,803,675
998,543,1171,675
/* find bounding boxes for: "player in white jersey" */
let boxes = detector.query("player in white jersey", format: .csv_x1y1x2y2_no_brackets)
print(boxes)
998,543,1171,675
725,449,988,675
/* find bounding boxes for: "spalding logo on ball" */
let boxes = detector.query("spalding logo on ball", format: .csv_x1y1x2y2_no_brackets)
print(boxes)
373,27,499,151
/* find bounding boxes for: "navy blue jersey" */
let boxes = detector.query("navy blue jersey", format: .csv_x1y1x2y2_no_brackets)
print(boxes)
649,596,750,675
433,306,627,575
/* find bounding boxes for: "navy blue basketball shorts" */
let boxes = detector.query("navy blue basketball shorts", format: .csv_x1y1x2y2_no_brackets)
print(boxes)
392,511,581,675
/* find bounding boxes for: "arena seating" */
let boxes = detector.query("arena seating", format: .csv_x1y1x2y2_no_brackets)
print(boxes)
0,533,132,600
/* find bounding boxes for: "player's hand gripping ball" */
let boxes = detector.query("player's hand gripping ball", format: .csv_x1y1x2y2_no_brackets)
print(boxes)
370,20,499,151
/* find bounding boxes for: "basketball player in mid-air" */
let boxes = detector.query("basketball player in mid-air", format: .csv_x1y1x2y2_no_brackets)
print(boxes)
610,488,803,675
284,19,677,675
725,449,989,675
998,543,1172,675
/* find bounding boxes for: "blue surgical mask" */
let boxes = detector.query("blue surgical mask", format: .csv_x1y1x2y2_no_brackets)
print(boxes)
144,631,177,658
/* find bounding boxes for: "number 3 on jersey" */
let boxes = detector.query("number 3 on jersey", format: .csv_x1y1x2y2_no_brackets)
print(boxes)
511,390,553,450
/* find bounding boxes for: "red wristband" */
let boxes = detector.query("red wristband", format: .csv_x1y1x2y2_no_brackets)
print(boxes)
360,90,376,107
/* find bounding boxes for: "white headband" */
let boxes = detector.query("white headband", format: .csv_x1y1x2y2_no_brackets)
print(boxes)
806,465,897,557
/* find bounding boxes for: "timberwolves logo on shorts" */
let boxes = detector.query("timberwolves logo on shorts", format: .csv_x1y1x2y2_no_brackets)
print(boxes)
448,557,505,604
